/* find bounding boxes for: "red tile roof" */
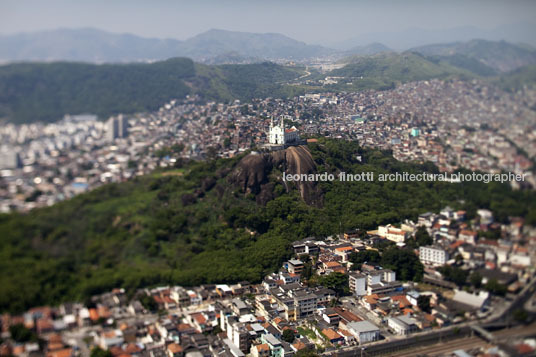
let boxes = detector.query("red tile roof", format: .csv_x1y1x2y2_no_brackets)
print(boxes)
167,343,183,354
322,328,342,341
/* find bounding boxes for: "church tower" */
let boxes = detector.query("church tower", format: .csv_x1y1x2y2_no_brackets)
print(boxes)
268,116,285,145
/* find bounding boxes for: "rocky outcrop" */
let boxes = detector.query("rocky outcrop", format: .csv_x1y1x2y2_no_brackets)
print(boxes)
229,145,323,206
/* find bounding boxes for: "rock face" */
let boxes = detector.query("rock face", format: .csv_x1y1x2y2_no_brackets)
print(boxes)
229,145,323,206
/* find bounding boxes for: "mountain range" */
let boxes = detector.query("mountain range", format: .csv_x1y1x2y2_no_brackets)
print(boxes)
2,27,535,68
410,39,536,72
0,28,333,64
330,22,536,50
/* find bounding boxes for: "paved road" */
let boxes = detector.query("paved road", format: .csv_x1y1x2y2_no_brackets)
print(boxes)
64,329,92,357
489,276,536,322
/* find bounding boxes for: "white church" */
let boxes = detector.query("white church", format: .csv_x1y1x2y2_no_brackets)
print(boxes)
268,117,299,146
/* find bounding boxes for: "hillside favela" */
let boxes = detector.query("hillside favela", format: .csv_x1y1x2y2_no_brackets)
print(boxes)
2,1,536,357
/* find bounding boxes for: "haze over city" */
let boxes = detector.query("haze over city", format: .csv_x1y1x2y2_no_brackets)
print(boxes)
1,0,536,48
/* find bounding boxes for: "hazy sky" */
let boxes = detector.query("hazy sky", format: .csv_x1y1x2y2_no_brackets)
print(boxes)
1,0,535,45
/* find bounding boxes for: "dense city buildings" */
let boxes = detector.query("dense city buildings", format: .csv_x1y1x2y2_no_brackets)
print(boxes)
1,202,534,356
1,79,535,212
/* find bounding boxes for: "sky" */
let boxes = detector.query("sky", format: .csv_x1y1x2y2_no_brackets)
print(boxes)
1,0,535,46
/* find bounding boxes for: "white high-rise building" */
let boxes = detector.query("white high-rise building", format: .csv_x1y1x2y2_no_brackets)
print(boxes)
349,272,367,296
419,245,449,266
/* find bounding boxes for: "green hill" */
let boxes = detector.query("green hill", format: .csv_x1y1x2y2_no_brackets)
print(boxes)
327,52,473,90
0,59,305,124
411,39,536,72
494,64,536,92
425,54,498,77
1,139,535,312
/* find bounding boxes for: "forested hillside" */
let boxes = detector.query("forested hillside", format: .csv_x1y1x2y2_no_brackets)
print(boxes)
0,59,305,124
1,139,535,312
328,52,474,90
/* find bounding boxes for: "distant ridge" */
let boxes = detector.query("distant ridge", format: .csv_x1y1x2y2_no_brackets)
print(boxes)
344,43,393,56
0,28,184,63
331,23,536,50
0,28,333,64
2,28,535,69
177,28,333,61
410,39,536,72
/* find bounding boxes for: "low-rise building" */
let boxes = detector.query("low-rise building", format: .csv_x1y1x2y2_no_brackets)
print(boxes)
388,316,419,335
287,259,304,275
346,321,380,344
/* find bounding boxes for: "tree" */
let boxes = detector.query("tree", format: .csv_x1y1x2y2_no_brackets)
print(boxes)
381,248,423,281
301,261,314,281
470,272,482,289
348,250,380,270
140,295,158,312
438,265,468,287
415,226,433,247
417,295,431,313
91,347,113,357
513,308,528,323
317,273,349,296
9,324,37,343
282,329,295,343
484,279,507,296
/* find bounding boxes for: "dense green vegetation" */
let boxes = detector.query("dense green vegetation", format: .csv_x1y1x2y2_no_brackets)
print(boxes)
327,52,473,91
438,266,507,296
417,295,432,313
90,347,113,357
282,329,296,343
0,59,305,124
314,272,349,296
0,58,192,123
1,139,535,312
438,265,469,287
495,64,536,92
425,54,498,77
9,324,39,343
348,245,424,282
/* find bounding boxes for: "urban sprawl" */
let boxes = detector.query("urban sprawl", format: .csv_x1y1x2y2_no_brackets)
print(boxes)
1,206,536,357
1,78,535,212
